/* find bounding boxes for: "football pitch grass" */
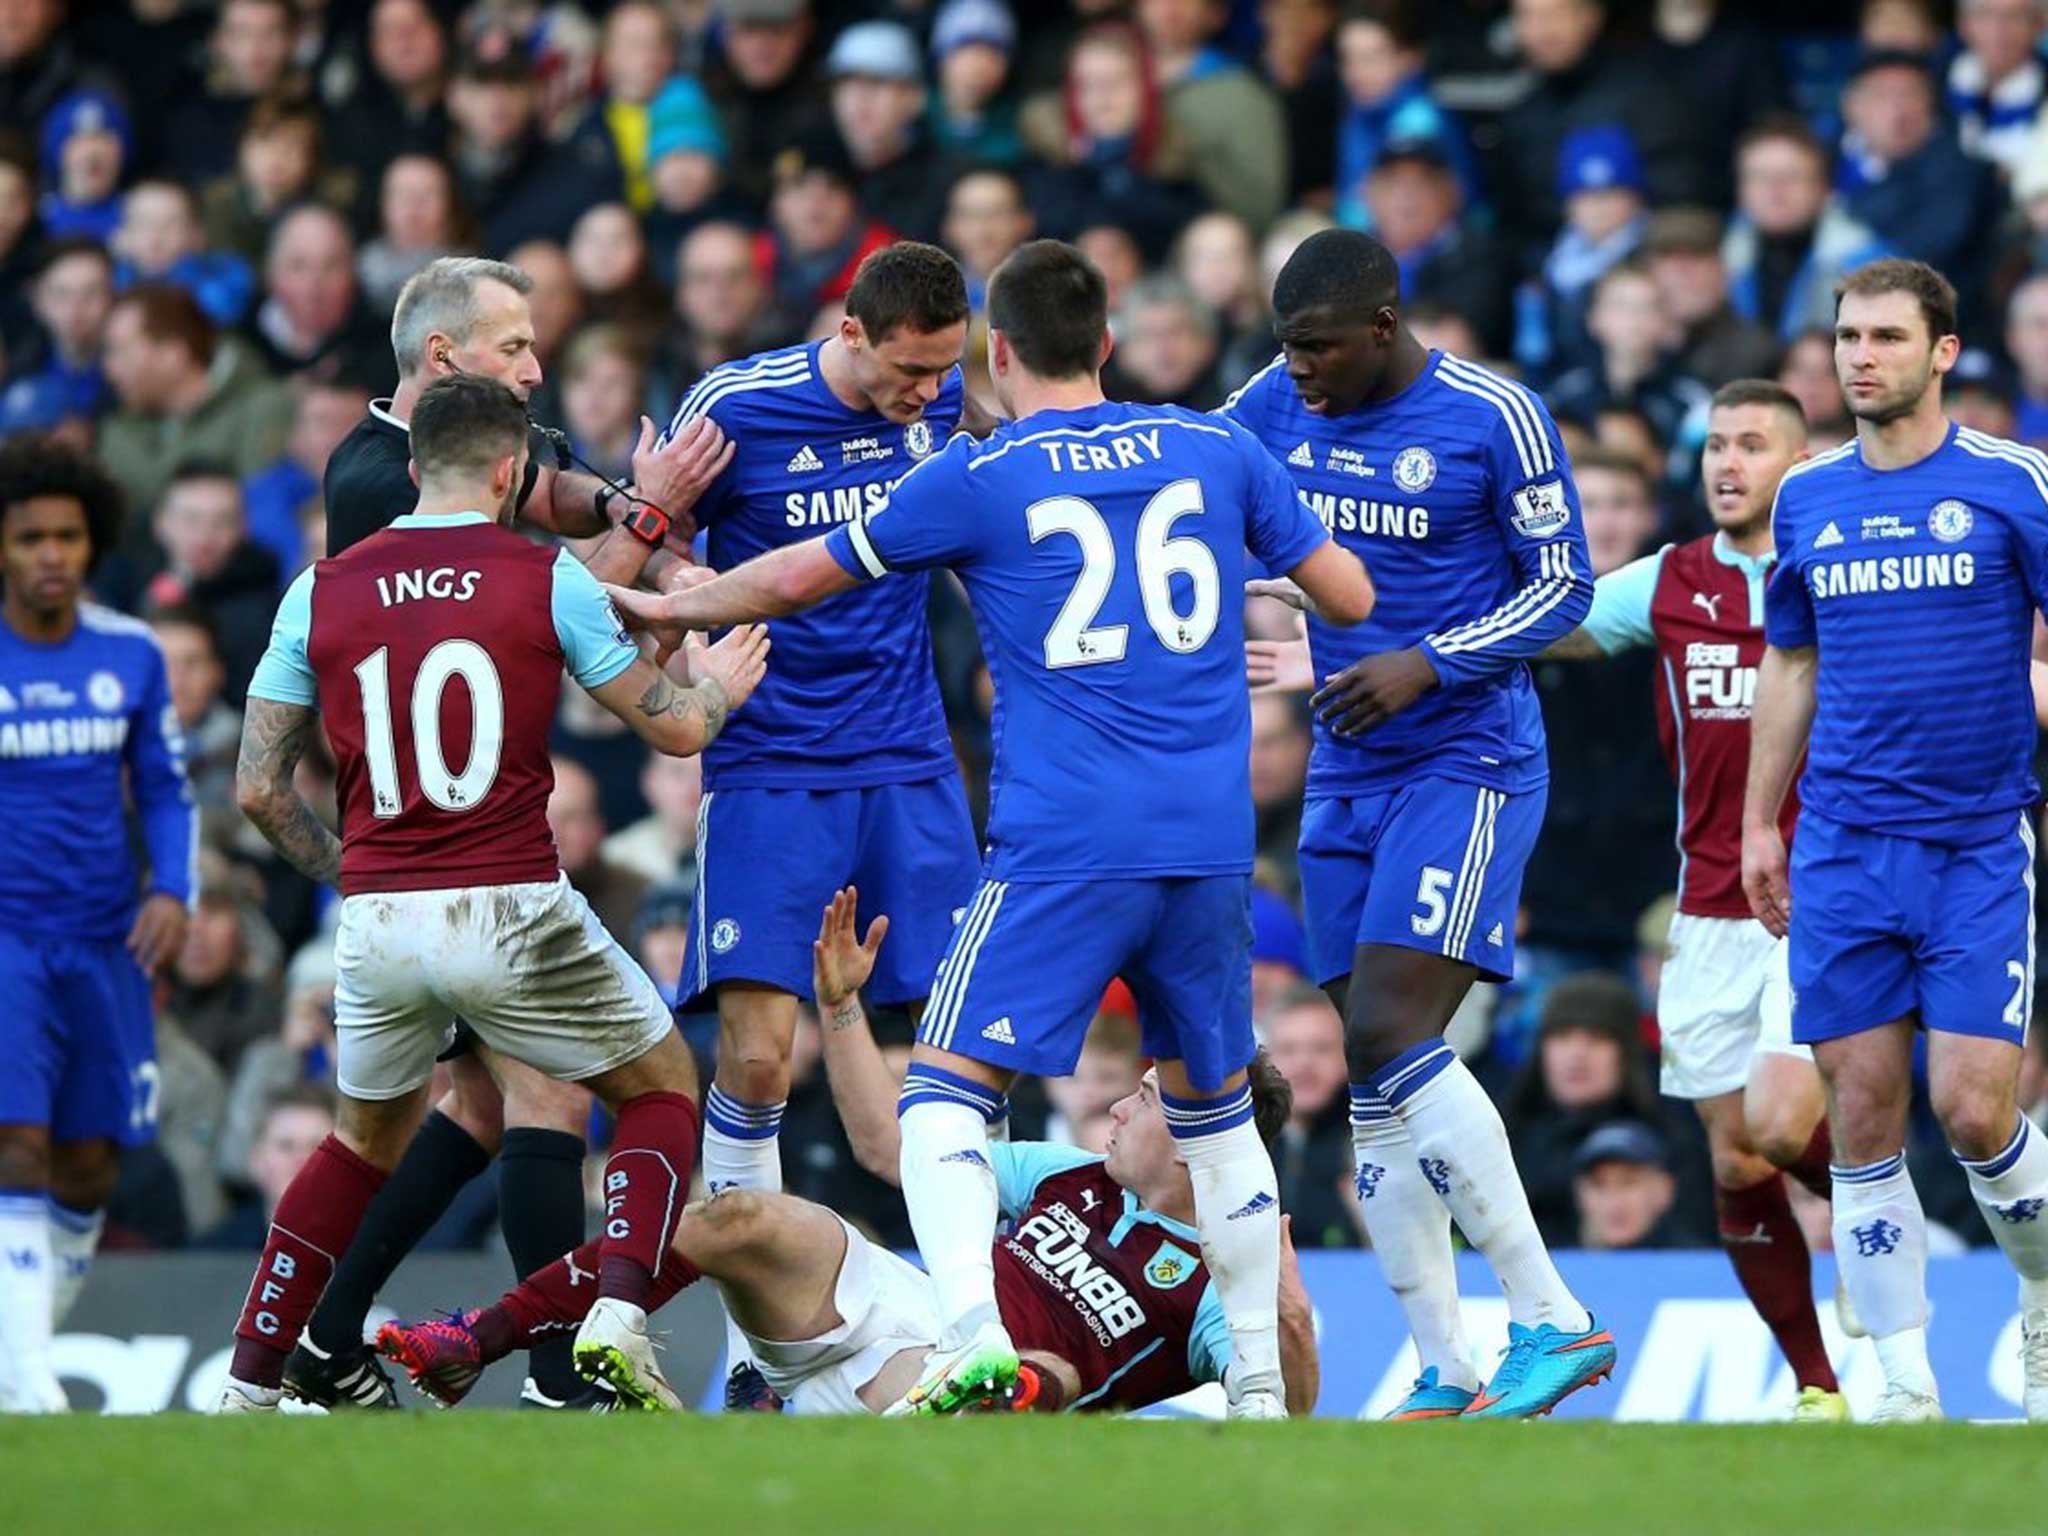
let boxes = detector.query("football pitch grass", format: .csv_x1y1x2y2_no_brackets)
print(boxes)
8,1416,2048,1535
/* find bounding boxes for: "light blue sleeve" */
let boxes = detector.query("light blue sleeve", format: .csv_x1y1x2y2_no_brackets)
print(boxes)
550,550,641,690
246,566,319,706
989,1142,1104,1221
1580,547,1666,655
1186,1285,1233,1386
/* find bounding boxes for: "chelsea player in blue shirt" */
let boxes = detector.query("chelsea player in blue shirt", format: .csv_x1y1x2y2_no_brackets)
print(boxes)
654,243,987,1405
0,438,193,1412
611,240,1373,1419
1224,230,1611,1419
1745,259,2048,1423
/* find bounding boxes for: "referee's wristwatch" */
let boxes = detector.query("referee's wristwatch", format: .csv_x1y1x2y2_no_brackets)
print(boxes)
598,483,672,547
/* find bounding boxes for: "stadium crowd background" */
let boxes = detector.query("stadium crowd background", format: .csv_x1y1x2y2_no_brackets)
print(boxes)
8,0,2048,1269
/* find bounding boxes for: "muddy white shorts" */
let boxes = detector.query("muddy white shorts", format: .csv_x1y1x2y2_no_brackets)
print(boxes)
1657,912,1811,1100
332,875,672,1100
742,1217,940,1416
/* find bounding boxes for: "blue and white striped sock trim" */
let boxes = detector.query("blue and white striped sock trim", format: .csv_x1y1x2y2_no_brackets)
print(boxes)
898,1065,1009,1123
1366,1041,1457,1109
46,1199,99,1234
1955,1117,2031,1178
704,1087,786,1142
1832,1153,1907,1186
0,1189,47,1218
1160,1083,1256,1140
1348,1086,1396,1128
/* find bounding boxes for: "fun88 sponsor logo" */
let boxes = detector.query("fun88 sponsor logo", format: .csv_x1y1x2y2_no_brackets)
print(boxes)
1008,1205,1147,1344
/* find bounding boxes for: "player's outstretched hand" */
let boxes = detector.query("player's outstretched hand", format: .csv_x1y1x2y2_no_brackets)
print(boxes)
659,561,720,597
1246,577,1315,615
605,582,689,654
1742,823,1792,939
689,622,770,711
1247,638,1314,694
630,413,733,532
1311,647,1439,735
127,891,188,976
814,885,889,1009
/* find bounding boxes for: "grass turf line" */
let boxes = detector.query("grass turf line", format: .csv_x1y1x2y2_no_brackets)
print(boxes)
6,1416,2047,1535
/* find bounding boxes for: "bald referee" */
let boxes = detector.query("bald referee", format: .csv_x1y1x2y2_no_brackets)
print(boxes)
286,256,727,1412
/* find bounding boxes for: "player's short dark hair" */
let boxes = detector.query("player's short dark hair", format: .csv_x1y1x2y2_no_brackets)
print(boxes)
1246,1047,1293,1154
845,241,970,345
987,239,1109,379
0,434,127,572
146,599,223,659
1836,257,1958,343
1710,378,1807,437
1271,228,1400,323
113,282,217,367
409,373,529,481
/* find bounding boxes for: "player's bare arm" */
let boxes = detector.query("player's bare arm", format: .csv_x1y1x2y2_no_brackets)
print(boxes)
1246,542,1375,625
603,539,861,651
585,624,769,757
2032,616,2048,729
1741,643,1817,939
1246,637,1315,693
812,887,904,1185
234,698,343,885
1538,628,1606,661
1276,1216,1319,1417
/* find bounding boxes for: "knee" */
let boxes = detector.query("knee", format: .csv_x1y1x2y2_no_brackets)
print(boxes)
49,1143,119,1211
0,1128,51,1191
1709,1142,1778,1192
1749,1118,1813,1171
1933,1083,2016,1161
503,1074,592,1137
690,1186,771,1255
440,1065,505,1150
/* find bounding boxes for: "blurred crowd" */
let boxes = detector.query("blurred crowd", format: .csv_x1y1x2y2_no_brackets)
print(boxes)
10,0,2048,1264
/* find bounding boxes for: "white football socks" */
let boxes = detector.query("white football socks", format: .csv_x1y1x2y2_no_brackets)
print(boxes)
0,1191,57,1409
897,1067,1008,1349
1368,1042,1591,1332
1955,1117,2048,1311
1831,1152,1936,1395
1351,1088,1478,1390
1163,1084,1283,1396
46,1200,103,1327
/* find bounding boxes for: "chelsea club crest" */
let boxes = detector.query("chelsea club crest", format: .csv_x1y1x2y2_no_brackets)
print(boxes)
1392,446,1436,493
905,419,934,459
1929,499,1972,543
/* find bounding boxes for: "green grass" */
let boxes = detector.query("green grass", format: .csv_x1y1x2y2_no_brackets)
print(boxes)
7,1416,2047,1535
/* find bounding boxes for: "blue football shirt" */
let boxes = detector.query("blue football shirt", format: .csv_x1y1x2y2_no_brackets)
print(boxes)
1764,424,2048,841
663,342,964,790
1221,351,1593,797
0,604,195,939
824,400,1329,880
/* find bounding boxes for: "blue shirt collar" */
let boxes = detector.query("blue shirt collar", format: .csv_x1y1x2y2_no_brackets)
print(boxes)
1709,531,1776,575
1108,1187,1201,1247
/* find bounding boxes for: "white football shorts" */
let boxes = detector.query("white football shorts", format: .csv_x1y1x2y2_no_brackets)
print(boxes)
742,1217,940,1416
333,874,672,1100
1657,911,1811,1100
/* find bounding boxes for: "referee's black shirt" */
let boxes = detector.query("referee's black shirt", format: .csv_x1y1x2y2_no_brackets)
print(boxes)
324,398,546,556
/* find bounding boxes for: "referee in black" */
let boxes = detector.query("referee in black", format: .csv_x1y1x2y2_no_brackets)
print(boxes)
287,256,729,1413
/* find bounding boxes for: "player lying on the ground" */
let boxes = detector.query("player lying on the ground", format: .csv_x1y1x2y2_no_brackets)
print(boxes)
378,888,1321,1415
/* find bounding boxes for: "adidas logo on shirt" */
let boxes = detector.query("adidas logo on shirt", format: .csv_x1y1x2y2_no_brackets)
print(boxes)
1287,441,1315,468
1814,520,1844,549
786,444,824,474
980,1016,1017,1045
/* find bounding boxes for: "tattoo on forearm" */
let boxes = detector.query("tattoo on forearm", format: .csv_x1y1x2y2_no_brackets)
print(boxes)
552,472,610,537
827,996,863,1031
635,672,729,748
236,699,342,883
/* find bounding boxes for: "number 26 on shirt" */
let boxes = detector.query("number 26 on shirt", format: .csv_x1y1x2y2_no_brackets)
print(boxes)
1027,478,1220,669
